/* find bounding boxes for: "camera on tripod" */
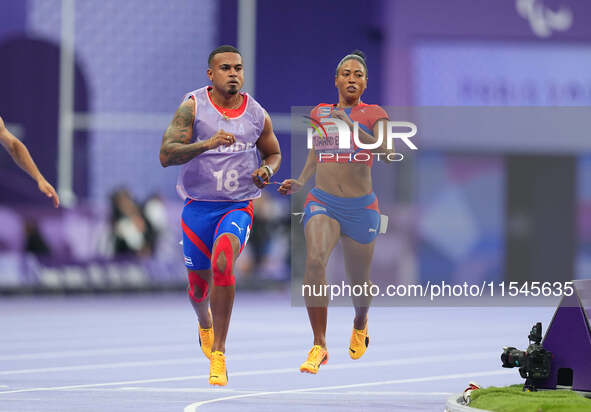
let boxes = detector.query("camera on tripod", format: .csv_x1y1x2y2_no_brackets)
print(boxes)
501,322,553,391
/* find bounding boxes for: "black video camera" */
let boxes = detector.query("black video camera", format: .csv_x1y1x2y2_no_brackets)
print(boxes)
501,322,552,390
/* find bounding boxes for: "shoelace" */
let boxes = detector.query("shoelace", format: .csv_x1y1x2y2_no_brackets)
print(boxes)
211,354,225,372
351,329,365,344
308,346,325,363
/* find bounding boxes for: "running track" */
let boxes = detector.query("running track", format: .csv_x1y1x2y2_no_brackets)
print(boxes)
0,292,554,411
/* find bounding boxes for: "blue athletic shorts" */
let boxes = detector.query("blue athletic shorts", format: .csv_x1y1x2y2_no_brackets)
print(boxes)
181,198,253,270
303,188,380,244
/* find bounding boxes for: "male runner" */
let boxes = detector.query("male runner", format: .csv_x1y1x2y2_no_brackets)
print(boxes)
0,115,59,207
160,45,281,386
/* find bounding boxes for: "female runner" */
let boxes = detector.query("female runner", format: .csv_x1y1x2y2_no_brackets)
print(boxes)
279,50,391,373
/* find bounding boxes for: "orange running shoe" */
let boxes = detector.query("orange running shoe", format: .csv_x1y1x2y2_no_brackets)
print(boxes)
209,351,228,386
198,324,214,360
198,308,214,360
299,345,329,374
349,318,369,360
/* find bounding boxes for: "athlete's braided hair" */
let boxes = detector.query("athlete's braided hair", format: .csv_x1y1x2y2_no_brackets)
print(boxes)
336,50,368,78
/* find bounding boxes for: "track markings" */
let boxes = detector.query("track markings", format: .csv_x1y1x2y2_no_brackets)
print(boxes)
0,351,497,395
183,370,513,411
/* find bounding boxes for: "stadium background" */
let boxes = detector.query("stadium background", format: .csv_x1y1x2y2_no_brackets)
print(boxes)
0,0,590,294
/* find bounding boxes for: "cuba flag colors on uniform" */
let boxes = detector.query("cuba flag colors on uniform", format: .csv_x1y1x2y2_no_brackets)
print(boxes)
160,45,281,387
178,86,264,271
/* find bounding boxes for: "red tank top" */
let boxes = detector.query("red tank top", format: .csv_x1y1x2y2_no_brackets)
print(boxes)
309,103,388,166
207,87,248,119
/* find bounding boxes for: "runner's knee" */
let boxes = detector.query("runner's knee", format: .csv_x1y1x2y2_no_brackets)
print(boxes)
306,253,328,280
212,235,235,286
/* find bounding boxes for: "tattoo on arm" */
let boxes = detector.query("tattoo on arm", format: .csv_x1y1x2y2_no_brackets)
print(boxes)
164,103,193,145
160,101,208,167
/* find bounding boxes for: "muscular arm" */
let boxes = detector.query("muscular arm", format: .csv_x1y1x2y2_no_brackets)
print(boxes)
159,98,210,167
251,112,281,188
0,116,59,207
255,112,281,171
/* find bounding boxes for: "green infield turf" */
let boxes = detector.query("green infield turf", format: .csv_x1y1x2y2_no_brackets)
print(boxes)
469,385,591,412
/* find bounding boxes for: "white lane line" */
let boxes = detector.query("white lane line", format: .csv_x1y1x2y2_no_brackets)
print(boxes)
0,344,195,361
0,338,502,374
183,370,513,411
70,387,257,394
0,358,202,376
90,387,451,396
290,391,454,396
0,336,496,362
0,337,305,361
0,375,209,395
0,351,495,395
0,348,496,376
120,387,257,394
0,350,301,375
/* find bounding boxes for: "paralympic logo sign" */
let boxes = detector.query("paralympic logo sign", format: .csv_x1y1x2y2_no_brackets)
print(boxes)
306,117,418,162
